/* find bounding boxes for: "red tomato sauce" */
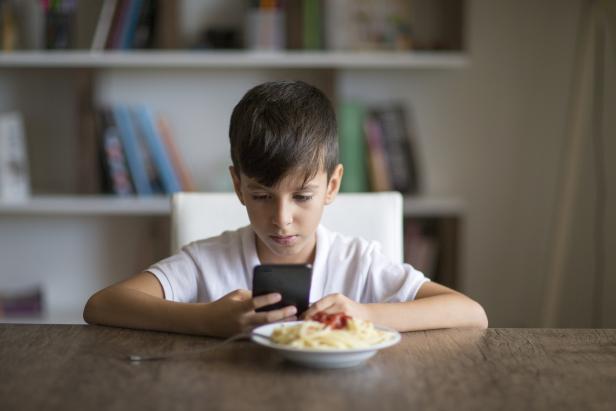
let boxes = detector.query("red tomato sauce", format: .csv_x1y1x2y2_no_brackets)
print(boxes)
311,312,351,330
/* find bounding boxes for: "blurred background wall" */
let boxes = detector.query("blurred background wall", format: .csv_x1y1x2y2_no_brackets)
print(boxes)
0,0,613,327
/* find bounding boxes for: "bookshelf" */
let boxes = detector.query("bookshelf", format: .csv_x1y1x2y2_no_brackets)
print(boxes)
0,0,467,324
0,195,463,216
0,50,468,69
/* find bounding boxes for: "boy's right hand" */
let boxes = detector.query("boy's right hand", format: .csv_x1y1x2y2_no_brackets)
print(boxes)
206,289,297,337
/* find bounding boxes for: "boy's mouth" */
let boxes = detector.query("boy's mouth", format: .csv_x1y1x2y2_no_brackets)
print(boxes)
270,235,298,246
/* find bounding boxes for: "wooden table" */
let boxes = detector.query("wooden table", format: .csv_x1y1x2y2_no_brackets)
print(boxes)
1,325,615,410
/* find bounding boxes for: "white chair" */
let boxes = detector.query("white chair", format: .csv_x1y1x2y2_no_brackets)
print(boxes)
171,191,403,263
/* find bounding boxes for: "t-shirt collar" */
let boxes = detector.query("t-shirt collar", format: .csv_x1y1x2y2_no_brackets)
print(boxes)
242,224,328,303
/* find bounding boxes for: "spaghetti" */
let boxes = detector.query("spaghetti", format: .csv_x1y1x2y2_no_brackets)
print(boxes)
270,313,396,350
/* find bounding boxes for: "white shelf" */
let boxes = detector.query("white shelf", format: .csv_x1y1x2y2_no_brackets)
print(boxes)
0,50,469,69
0,195,170,216
403,196,465,217
0,195,463,217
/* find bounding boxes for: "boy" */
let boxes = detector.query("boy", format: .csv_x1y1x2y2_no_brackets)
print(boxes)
84,81,487,337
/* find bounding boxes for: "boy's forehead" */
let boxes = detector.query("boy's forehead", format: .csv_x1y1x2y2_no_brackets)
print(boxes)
243,170,326,190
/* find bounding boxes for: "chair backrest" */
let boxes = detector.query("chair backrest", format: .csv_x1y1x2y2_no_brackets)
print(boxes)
171,191,403,263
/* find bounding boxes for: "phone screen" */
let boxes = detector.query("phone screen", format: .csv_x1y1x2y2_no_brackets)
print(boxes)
252,264,313,314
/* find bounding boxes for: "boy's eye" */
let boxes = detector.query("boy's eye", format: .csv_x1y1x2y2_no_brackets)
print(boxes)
294,195,313,202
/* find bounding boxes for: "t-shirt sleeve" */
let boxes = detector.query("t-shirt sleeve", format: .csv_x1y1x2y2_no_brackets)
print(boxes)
146,245,200,303
362,244,430,303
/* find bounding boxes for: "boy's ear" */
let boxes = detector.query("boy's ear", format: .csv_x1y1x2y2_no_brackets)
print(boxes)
325,164,343,205
229,166,245,205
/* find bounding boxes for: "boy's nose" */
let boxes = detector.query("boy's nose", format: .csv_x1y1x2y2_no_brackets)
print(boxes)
272,201,293,227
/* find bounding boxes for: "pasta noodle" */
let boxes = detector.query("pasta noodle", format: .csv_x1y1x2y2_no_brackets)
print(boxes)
270,316,395,350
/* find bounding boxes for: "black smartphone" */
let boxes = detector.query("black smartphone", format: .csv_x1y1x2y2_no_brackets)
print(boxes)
252,264,313,314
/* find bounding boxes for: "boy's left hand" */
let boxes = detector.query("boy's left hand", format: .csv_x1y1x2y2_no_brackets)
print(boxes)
302,293,369,321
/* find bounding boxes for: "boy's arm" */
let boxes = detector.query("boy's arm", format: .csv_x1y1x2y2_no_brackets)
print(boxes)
83,272,206,335
83,272,297,337
303,282,488,331
365,282,488,331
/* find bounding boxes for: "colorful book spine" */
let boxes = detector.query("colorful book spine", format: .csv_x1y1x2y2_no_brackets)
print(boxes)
364,112,393,191
302,0,322,49
106,0,130,49
374,105,420,194
100,109,134,195
91,0,118,50
112,105,153,195
157,115,195,191
133,106,181,194
119,0,144,49
338,102,368,192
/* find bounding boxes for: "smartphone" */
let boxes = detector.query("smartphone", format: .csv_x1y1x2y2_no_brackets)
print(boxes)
252,264,313,314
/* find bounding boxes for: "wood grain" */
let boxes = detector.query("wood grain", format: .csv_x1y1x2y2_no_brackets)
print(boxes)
1,325,615,410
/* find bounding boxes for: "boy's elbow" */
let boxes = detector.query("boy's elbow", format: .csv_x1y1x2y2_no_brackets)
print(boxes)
472,300,488,329
83,291,104,325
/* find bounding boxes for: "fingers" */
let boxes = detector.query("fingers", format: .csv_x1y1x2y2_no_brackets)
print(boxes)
246,305,298,326
226,289,252,301
250,293,282,310
303,295,336,319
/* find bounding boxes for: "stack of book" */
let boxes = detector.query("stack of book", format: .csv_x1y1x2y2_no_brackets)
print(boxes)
0,286,43,319
338,102,421,195
286,0,414,51
95,105,194,196
91,0,178,50
0,0,176,51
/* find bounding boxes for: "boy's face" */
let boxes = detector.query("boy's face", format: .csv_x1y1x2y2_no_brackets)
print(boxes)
230,164,343,265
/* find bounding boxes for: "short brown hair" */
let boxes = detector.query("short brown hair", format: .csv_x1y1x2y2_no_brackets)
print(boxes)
229,80,338,187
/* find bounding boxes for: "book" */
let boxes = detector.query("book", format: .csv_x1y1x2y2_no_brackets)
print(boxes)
338,102,369,192
0,111,30,202
363,112,393,191
285,0,303,49
1,0,18,51
133,106,181,194
131,0,156,49
100,108,134,195
302,0,322,49
156,115,195,191
373,104,420,194
44,0,77,49
118,0,144,49
154,0,179,49
91,0,118,50
106,0,130,49
111,105,153,195
15,0,45,50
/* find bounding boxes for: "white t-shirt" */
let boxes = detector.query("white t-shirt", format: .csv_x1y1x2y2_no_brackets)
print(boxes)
147,225,429,304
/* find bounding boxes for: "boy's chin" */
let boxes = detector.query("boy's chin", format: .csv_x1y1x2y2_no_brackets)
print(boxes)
264,240,311,262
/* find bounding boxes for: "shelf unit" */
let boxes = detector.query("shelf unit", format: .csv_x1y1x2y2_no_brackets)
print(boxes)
0,0,467,324
0,50,469,69
0,195,464,217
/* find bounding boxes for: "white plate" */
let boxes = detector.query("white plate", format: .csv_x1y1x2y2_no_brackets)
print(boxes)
251,321,401,368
